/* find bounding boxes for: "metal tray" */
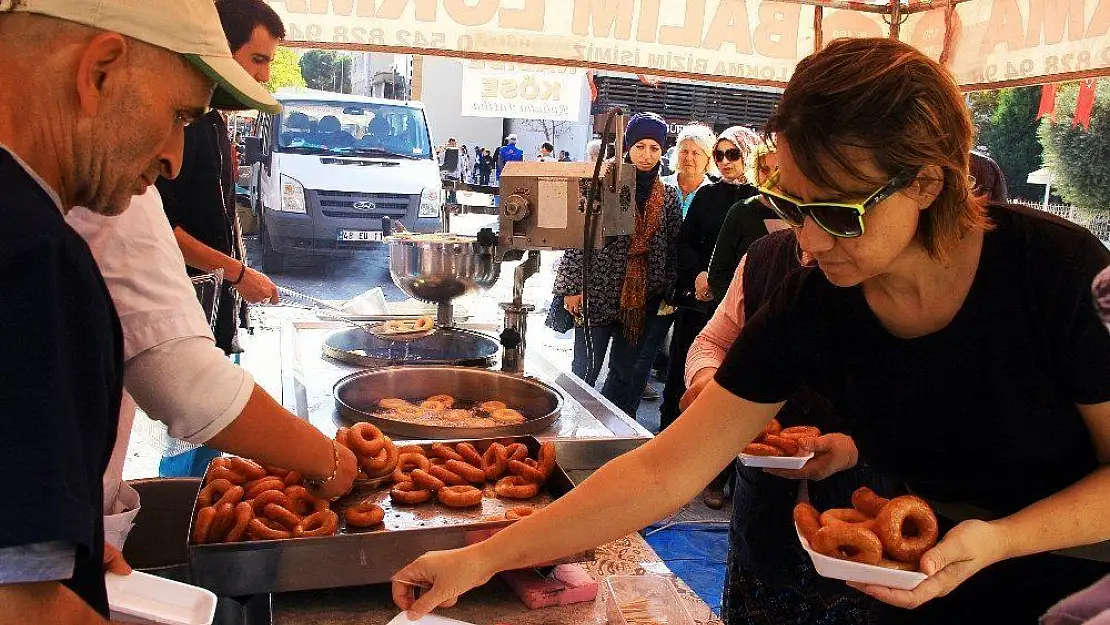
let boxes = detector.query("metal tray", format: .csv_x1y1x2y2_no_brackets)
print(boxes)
186,437,582,596
333,366,563,439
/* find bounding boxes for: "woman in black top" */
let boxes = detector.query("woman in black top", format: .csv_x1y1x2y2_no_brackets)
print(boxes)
392,39,1110,625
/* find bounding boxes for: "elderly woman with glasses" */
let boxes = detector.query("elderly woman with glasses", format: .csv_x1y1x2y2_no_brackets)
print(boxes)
394,38,1110,625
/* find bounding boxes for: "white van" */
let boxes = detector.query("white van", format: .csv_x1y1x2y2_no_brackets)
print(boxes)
244,88,443,271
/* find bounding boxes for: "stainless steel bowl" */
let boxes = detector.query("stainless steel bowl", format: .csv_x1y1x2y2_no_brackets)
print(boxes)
388,235,500,304
333,366,562,439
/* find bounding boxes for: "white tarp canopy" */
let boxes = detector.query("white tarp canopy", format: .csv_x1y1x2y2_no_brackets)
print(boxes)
267,0,1110,91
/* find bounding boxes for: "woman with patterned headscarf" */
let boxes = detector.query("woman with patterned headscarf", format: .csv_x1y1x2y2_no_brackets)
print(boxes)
554,112,682,417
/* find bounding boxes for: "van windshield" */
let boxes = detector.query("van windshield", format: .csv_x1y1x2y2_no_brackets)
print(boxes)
275,100,431,159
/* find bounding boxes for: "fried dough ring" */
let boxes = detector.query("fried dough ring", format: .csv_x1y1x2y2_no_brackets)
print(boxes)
437,485,483,508
873,495,939,563
293,510,339,538
455,442,484,467
429,442,465,462
390,481,433,505
491,408,526,424
793,502,822,544
742,443,784,456
226,501,254,543
820,508,875,528
494,476,540,499
249,489,292,515
348,422,387,457
851,487,891,518
427,464,468,486
481,443,509,480
248,517,292,541
411,468,447,492
378,398,412,411
345,501,385,528
812,525,883,565
779,426,821,440
479,400,507,412
445,459,487,484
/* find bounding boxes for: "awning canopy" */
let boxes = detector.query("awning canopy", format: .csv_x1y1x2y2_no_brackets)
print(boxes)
268,0,1110,91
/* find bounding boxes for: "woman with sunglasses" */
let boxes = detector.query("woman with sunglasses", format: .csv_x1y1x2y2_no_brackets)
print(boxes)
705,140,782,303
553,112,682,417
393,38,1110,624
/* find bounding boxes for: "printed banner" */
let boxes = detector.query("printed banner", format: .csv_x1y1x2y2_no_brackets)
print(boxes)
267,0,1110,89
459,61,584,120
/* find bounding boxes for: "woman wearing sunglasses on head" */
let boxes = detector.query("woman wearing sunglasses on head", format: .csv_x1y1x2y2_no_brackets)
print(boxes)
705,140,783,303
552,112,682,417
392,38,1110,624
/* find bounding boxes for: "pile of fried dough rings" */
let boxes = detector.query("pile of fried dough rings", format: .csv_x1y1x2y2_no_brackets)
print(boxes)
795,487,940,571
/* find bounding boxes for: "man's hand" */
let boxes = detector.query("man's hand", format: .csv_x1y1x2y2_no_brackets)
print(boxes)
103,543,131,575
235,266,278,304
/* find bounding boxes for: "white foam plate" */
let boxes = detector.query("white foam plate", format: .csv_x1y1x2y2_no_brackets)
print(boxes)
796,523,927,591
106,571,217,625
738,451,814,469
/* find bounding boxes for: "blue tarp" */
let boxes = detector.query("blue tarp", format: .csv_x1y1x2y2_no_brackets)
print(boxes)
642,522,730,615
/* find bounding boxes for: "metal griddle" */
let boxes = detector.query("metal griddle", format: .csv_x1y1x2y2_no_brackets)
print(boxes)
186,437,583,596
332,366,563,439
322,326,499,368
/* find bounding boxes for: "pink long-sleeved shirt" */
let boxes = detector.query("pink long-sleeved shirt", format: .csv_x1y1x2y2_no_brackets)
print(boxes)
684,256,747,387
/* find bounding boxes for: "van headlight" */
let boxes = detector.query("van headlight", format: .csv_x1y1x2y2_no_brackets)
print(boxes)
418,186,442,218
279,175,307,214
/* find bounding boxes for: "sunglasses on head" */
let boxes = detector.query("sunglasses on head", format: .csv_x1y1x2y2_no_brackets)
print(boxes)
757,168,920,238
713,147,743,162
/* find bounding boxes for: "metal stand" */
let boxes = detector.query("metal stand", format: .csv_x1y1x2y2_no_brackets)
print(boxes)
500,251,540,373
437,302,454,328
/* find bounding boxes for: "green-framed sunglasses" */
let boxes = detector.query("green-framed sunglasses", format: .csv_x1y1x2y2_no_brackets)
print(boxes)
756,168,921,238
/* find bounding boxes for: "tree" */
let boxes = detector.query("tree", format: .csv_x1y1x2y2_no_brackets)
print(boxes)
298,50,352,94
519,119,574,145
1039,81,1110,212
967,89,1001,141
265,47,306,92
980,87,1045,201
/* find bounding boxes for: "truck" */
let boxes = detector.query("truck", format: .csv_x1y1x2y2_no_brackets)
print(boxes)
243,88,444,271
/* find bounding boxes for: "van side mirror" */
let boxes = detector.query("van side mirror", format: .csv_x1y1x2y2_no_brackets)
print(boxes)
243,136,264,165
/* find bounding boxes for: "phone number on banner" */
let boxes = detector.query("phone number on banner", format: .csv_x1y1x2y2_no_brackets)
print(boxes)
287,24,538,53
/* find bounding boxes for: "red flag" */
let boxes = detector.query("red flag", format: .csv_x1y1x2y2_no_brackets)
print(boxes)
1074,78,1098,130
637,74,662,88
1037,83,1056,122
586,70,598,103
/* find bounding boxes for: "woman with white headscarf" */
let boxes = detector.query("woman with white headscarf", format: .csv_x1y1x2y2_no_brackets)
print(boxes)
661,125,776,508
661,123,716,217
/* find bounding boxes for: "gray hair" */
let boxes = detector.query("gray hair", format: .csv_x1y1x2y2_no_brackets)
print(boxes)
586,138,602,162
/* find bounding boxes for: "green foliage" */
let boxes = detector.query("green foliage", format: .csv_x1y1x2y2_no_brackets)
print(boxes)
1039,81,1110,213
265,47,305,92
298,50,352,94
967,90,1001,137
980,87,1044,201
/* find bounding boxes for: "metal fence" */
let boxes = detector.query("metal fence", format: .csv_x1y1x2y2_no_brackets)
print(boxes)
1010,200,1110,243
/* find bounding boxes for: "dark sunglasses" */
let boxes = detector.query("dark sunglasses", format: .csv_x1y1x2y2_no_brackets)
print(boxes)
756,168,920,238
713,147,743,162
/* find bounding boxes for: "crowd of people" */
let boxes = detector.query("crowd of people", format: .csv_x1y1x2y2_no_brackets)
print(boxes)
3,0,1109,622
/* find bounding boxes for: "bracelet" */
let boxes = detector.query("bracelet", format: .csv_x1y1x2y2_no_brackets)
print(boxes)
230,261,247,285
303,440,341,497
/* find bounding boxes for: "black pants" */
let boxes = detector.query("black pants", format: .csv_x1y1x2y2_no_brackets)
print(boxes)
478,171,491,185
659,307,712,430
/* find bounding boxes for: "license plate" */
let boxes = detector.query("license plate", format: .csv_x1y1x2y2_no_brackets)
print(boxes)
337,230,384,242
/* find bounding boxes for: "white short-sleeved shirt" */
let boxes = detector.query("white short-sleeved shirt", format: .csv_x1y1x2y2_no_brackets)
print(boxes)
67,188,253,547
